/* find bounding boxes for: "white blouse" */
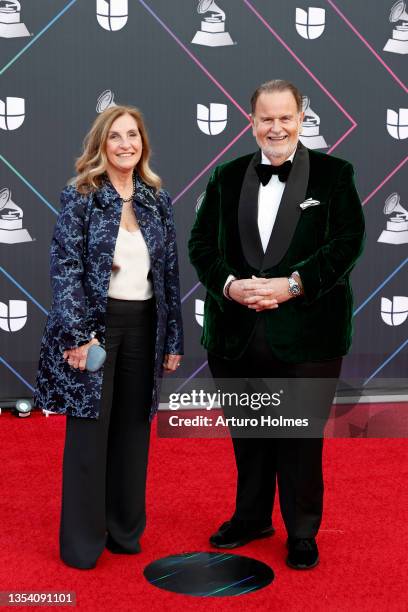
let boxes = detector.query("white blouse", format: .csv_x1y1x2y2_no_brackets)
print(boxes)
108,227,153,300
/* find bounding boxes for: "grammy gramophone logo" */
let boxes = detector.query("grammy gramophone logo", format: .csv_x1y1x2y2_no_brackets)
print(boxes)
378,193,408,245
0,187,33,244
298,96,328,149
0,0,30,38
96,0,128,32
383,0,408,54
295,7,326,40
192,0,235,47
96,90,116,113
196,192,205,213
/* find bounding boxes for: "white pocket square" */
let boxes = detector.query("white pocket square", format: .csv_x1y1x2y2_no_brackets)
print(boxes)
299,198,321,210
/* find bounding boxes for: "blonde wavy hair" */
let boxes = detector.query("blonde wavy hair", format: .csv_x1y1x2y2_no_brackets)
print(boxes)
74,105,162,194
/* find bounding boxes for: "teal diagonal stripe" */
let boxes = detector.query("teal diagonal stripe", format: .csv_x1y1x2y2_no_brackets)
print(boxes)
0,356,35,393
364,338,408,386
0,0,79,76
0,266,49,316
0,154,58,215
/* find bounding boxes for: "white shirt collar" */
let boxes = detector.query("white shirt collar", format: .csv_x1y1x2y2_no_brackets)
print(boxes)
261,148,296,166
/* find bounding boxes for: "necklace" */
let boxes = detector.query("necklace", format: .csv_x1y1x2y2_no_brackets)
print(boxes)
121,174,136,203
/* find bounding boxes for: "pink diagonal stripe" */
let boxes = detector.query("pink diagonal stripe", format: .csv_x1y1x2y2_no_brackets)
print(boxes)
243,0,357,127
327,124,357,154
138,0,249,119
173,123,252,203
362,155,408,206
327,0,408,94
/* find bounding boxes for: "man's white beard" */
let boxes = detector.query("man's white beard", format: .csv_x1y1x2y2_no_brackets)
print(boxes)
262,141,297,164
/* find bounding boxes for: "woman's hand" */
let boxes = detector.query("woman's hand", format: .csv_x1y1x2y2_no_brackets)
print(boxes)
63,338,100,371
163,354,182,373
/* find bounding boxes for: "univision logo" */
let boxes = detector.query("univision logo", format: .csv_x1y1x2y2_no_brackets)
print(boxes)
386,108,408,139
295,7,326,39
195,299,204,327
197,103,228,135
0,97,25,131
96,0,128,32
380,296,408,326
0,300,27,332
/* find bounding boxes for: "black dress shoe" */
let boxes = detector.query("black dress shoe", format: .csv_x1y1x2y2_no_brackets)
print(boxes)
286,538,319,569
209,520,275,549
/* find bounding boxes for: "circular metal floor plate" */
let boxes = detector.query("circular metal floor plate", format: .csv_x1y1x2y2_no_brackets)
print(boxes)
144,551,274,597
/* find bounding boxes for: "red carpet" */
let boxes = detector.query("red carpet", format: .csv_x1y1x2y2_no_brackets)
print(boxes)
0,410,407,611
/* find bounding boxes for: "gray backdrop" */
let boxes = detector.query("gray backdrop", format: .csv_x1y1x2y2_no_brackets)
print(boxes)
1,0,407,403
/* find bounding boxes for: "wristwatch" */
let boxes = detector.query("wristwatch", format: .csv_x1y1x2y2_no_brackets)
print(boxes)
288,275,301,297
224,277,237,300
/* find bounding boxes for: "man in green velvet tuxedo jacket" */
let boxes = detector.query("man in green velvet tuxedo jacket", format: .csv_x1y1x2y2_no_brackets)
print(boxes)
188,80,365,570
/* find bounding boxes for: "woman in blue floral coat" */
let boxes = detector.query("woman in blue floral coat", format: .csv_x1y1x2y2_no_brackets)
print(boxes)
34,106,183,569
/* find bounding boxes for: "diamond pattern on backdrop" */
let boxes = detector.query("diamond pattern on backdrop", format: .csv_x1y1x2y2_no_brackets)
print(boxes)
0,0,406,398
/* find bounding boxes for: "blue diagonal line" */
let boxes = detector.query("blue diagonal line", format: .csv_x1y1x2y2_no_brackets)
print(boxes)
204,554,234,567
0,155,58,215
0,267,48,316
0,356,35,393
354,258,408,316
363,337,408,386
203,574,256,596
176,360,208,392
0,0,79,76
181,282,201,304
236,584,262,596
149,568,184,583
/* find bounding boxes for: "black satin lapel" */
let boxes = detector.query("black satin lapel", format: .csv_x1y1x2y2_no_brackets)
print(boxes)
262,143,310,270
238,150,264,270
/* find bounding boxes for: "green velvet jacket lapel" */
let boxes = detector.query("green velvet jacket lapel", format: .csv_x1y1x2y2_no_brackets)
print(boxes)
238,143,310,271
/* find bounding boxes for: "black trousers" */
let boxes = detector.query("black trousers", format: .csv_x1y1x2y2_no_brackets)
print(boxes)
208,316,342,539
60,298,155,568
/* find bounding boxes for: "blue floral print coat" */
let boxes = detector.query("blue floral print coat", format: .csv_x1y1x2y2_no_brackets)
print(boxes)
34,175,183,419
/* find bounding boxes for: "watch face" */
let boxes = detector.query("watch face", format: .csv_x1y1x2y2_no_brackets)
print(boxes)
289,278,301,295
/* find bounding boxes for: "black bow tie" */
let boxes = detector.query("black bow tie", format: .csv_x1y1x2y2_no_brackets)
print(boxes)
255,160,292,185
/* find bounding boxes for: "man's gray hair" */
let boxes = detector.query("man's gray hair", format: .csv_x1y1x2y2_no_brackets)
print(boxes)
250,80,303,114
